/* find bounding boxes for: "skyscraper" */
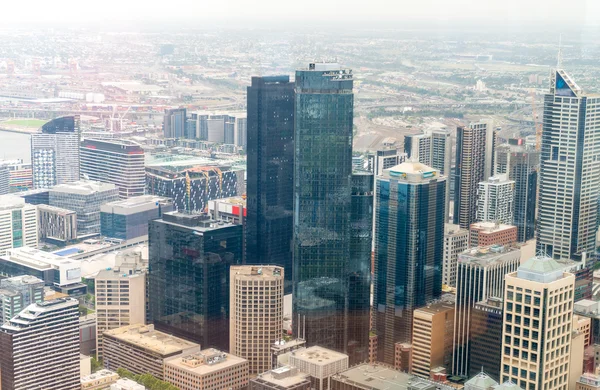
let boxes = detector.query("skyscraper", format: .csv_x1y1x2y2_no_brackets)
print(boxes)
246,76,294,294
452,245,520,377
476,174,515,224
501,255,575,389
149,211,242,351
454,122,494,229
537,69,600,260
163,108,187,139
31,115,80,188
292,63,359,360
374,161,445,365
80,139,146,199
443,224,469,287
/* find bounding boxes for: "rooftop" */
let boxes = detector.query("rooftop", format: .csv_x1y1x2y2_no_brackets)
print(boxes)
158,211,236,232
458,245,520,266
332,363,454,390
0,195,28,210
517,252,569,283
101,195,172,214
465,372,498,390
231,265,284,279
103,324,199,356
289,346,348,365
382,161,443,183
2,247,80,271
1,298,78,332
470,221,516,233
255,366,310,387
80,369,119,384
37,204,76,214
493,381,521,390
414,300,455,316
165,349,247,375
50,180,117,196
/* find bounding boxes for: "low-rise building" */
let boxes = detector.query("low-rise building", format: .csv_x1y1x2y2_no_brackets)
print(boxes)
577,373,600,390
288,347,349,390
469,222,517,247
251,366,311,390
103,324,200,380
110,378,146,390
272,339,307,368
164,349,249,390
81,369,120,390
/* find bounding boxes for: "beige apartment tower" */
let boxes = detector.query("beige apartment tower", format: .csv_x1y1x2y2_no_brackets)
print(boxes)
230,265,284,375
501,254,575,390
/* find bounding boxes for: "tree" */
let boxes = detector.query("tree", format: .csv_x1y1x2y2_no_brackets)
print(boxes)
90,357,103,373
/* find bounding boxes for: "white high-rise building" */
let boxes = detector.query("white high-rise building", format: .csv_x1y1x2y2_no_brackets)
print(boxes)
537,69,600,260
443,224,469,287
501,255,575,390
477,174,515,224
0,195,38,256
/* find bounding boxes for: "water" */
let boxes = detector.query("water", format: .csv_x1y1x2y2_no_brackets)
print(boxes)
0,130,31,163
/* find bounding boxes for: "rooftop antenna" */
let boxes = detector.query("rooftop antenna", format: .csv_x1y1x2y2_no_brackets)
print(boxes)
557,34,563,69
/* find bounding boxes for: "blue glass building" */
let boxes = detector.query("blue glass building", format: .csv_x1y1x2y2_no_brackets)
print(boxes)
374,161,445,365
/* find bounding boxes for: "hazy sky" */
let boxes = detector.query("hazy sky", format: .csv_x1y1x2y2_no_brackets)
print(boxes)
4,0,600,27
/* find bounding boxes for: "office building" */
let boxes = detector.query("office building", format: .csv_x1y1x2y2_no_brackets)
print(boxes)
246,76,294,294
477,175,514,224
0,195,38,256
500,255,575,389
0,298,80,390
49,181,119,236
95,255,147,359
452,245,520,377
163,108,187,138
469,222,517,247
0,247,87,296
411,300,455,378
31,115,80,188
469,297,504,381
81,370,120,390
100,195,173,240
443,224,469,287
289,346,349,390
537,69,600,259
454,122,494,229
37,204,77,245
374,162,445,365
251,366,311,390
230,265,284,375
165,349,249,390
0,275,44,323
149,212,242,350
146,164,244,213
293,63,365,361
208,196,246,225
80,139,145,199
103,323,200,379
0,159,33,192
271,338,307,368
16,188,49,205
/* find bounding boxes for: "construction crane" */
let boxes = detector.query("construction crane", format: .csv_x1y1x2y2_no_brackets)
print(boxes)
530,89,542,151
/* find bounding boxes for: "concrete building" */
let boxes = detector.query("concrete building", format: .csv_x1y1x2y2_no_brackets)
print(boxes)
476,175,514,225
103,323,201,380
0,195,38,256
289,346,349,390
0,298,80,390
50,181,119,236
208,196,246,225
453,245,521,377
95,253,147,359
411,300,455,378
443,224,469,287
469,222,517,247
37,204,77,245
577,373,600,390
0,275,44,323
80,369,120,390
0,159,33,192
100,195,173,240
501,255,575,389
230,265,284,375
0,166,8,194
271,338,307,368
80,139,146,199
251,366,311,390
31,115,80,188
164,349,249,390
468,297,504,381
110,378,146,390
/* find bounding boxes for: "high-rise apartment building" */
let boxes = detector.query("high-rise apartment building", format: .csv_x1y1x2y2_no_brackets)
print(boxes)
537,69,600,259
149,212,242,351
246,76,294,294
37,204,77,245
500,255,575,389
49,181,119,236
0,298,80,390
452,245,521,377
293,63,366,362
31,115,80,188
230,266,284,375
163,108,187,138
477,174,515,224
443,224,469,287
80,139,145,199
454,122,494,229
0,195,38,256
375,162,445,365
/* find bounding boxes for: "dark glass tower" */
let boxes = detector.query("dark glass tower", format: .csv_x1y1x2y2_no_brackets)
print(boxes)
293,63,363,362
148,212,242,351
374,161,445,366
163,108,187,139
246,76,294,294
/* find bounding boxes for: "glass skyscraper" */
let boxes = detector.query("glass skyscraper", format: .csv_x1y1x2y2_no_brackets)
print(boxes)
374,161,445,366
293,63,366,363
148,212,242,351
246,76,294,294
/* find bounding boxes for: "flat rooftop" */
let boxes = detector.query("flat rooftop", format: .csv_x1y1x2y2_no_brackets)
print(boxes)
50,180,117,195
165,349,247,375
289,346,348,365
231,265,283,279
470,221,516,232
2,247,80,271
414,301,455,316
103,324,199,356
0,195,27,210
458,245,520,266
37,204,76,214
101,195,172,214
332,364,419,390
255,366,309,387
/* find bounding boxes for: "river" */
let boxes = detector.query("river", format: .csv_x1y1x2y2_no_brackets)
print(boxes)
0,130,32,163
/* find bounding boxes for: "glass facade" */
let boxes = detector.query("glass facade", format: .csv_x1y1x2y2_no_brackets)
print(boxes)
163,108,187,139
148,212,243,351
246,76,295,294
510,151,539,243
374,170,445,366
